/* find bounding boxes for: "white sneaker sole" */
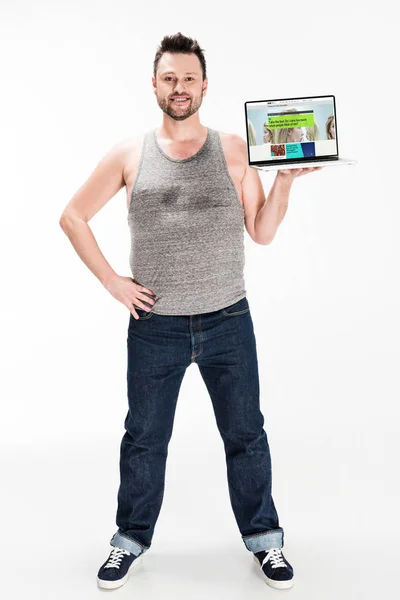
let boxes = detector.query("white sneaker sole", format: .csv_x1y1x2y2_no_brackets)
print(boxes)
253,554,295,589
97,553,144,589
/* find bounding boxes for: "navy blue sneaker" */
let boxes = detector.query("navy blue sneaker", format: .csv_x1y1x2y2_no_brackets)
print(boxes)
97,546,144,589
253,548,294,589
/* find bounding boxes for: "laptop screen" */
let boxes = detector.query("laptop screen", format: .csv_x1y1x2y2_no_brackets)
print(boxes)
245,95,338,166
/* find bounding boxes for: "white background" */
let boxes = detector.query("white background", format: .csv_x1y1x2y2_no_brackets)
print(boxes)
1,1,398,598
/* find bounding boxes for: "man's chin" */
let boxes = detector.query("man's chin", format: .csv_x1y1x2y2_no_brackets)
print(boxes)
170,114,191,121
157,97,202,121
163,108,194,121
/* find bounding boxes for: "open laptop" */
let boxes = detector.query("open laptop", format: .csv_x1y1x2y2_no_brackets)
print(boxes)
245,94,357,171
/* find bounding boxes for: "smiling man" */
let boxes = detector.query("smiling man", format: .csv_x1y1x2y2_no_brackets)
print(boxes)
59,32,321,591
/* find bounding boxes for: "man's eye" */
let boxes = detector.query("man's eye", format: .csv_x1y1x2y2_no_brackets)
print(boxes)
165,77,194,81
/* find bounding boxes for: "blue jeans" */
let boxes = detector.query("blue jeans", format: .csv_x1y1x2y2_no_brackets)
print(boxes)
110,296,284,556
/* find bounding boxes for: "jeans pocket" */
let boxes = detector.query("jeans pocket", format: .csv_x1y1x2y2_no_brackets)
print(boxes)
221,296,250,316
132,306,154,320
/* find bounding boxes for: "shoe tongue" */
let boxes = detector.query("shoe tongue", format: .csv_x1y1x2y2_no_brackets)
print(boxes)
114,546,130,555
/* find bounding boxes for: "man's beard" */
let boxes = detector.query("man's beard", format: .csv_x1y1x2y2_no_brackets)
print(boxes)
156,93,203,121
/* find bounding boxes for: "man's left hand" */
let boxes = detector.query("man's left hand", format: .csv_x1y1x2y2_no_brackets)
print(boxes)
277,166,323,179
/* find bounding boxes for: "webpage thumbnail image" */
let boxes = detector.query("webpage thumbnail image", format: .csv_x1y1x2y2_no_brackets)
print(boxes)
247,101,337,162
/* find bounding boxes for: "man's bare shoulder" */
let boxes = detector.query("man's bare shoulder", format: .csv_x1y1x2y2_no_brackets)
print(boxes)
117,132,147,182
116,132,146,156
218,130,248,168
218,130,247,154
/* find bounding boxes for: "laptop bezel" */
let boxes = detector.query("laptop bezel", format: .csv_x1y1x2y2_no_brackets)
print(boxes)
244,94,339,167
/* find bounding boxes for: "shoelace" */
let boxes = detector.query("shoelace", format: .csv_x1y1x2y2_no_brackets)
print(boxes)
105,547,131,569
260,548,286,570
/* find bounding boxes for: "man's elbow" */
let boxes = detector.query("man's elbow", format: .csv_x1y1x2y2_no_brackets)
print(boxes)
59,213,71,231
254,233,274,245
59,211,83,231
252,220,275,245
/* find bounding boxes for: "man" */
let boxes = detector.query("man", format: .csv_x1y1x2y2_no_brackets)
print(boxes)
59,32,321,591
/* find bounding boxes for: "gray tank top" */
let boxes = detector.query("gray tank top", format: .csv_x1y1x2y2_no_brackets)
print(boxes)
127,127,246,315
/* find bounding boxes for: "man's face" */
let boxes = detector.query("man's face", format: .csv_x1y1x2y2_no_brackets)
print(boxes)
153,52,207,121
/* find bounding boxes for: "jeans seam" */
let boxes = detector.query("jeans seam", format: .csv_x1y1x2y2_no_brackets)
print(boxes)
191,314,203,360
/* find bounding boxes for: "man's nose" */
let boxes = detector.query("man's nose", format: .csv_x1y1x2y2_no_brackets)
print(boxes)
173,85,187,94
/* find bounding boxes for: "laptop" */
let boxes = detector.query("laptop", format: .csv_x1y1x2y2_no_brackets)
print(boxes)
245,94,357,171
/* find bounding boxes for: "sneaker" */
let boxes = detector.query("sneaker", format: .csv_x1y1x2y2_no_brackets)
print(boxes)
97,546,144,589
253,547,294,589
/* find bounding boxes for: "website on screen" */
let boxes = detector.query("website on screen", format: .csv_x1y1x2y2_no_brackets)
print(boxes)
247,96,337,163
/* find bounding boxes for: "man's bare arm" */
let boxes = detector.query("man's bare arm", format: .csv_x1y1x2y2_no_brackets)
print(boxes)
234,135,294,245
59,139,156,318
59,139,129,286
233,135,268,244
237,135,322,244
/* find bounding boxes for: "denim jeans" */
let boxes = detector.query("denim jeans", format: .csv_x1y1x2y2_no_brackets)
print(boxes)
110,296,284,556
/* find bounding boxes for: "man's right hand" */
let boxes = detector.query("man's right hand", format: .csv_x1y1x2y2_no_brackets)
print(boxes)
104,275,157,319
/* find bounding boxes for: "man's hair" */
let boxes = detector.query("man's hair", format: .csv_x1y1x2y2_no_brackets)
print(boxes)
153,32,207,81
